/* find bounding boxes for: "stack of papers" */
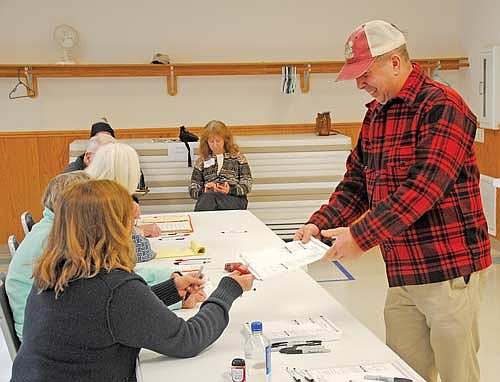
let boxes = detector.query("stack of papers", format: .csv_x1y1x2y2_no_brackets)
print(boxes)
139,215,193,233
293,361,414,382
239,237,330,280
243,315,342,344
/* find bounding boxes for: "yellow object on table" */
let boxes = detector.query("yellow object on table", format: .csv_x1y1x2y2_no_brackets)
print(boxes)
154,240,206,259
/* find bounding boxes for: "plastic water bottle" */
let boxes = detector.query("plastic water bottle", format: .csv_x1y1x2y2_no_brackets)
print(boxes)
244,321,271,382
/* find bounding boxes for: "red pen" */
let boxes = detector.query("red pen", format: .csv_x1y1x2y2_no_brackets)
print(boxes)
233,265,251,275
175,258,211,262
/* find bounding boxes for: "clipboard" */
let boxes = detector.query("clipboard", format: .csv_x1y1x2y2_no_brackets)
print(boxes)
139,214,193,233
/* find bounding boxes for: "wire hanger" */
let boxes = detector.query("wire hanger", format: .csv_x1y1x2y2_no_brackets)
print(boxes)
9,67,35,99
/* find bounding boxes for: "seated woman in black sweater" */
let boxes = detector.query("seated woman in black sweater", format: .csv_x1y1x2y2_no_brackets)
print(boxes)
11,179,254,382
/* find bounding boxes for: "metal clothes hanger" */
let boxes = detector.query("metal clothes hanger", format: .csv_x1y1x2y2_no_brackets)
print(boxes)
9,67,35,99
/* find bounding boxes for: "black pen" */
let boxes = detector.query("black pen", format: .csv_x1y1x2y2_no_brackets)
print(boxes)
285,367,301,382
364,375,413,382
271,340,322,350
280,346,330,354
272,340,322,347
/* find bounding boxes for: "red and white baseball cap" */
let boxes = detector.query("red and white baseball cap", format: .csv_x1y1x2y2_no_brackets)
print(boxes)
336,20,406,81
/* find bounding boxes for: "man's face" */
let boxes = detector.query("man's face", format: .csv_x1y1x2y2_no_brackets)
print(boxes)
355,56,398,104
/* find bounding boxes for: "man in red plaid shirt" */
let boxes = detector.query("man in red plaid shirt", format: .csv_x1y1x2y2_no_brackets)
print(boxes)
295,20,492,382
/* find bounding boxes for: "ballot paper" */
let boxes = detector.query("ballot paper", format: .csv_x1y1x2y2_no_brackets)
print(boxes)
139,214,193,233
294,361,415,382
243,315,342,344
239,237,331,280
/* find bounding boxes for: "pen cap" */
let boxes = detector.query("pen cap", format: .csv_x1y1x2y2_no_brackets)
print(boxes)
231,358,245,367
250,321,263,333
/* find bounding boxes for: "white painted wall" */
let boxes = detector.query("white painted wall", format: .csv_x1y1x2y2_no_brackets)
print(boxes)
459,0,500,118
1,0,466,131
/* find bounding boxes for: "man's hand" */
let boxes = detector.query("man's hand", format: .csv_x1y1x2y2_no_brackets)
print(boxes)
293,223,320,243
320,227,364,262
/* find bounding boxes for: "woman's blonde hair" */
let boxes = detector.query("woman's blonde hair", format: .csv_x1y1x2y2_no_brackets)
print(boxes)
85,142,140,194
199,120,239,160
42,171,90,211
34,179,136,296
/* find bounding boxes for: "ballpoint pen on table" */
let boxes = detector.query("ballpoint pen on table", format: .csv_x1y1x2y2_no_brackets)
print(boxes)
175,258,211,262
302,369,316,382
271,340,322,351
183,265,204,301
364,375,413,382
174,260,211,265
280,346,330,354
285,367,302,382
294,368,315,382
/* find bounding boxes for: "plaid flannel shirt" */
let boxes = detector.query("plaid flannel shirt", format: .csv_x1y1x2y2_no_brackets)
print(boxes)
308,64,491,287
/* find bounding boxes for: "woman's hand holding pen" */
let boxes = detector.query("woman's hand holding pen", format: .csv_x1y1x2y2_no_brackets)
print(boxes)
173,273,205,301
227,265,255,292
182,288,207,308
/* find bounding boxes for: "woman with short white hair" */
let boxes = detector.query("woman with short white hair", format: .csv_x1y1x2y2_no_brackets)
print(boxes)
86,142,141,194
85,143,159,261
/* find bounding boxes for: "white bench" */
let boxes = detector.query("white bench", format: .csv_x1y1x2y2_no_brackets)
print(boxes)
69,134,351,240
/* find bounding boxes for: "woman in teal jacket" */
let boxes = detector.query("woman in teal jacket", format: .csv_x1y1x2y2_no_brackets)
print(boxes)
5,171,199,340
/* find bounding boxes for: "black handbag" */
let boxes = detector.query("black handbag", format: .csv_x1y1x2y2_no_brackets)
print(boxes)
179,126,199,167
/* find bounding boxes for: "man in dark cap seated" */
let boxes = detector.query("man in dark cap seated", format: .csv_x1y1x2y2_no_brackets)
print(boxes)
64,121,116,173
90,121,115,138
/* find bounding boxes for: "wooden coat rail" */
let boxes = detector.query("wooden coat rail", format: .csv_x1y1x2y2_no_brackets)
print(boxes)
0,57,469,98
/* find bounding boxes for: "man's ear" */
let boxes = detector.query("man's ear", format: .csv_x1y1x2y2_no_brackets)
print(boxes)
391,54,402,75
83,151,92,167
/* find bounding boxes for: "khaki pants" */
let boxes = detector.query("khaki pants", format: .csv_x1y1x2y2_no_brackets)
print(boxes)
384,268,489,382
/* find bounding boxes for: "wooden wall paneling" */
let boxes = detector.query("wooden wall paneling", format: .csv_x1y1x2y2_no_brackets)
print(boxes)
474,129,500,178
0,137,43,243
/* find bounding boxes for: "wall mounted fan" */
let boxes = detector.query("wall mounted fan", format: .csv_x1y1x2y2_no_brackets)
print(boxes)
53,24,79,64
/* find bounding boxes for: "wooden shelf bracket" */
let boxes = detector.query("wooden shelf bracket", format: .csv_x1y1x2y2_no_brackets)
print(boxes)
300,64,312,93
166,65,177,96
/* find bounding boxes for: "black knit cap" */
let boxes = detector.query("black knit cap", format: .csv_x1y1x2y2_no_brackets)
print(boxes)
90,122,115,138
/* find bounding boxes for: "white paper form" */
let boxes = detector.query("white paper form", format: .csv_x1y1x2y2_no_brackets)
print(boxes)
294,361,414,382
239,237,331,280
243,315,342,344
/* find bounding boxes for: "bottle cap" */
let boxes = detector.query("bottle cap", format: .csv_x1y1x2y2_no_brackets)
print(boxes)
231,358,245,366
250,321,263,332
